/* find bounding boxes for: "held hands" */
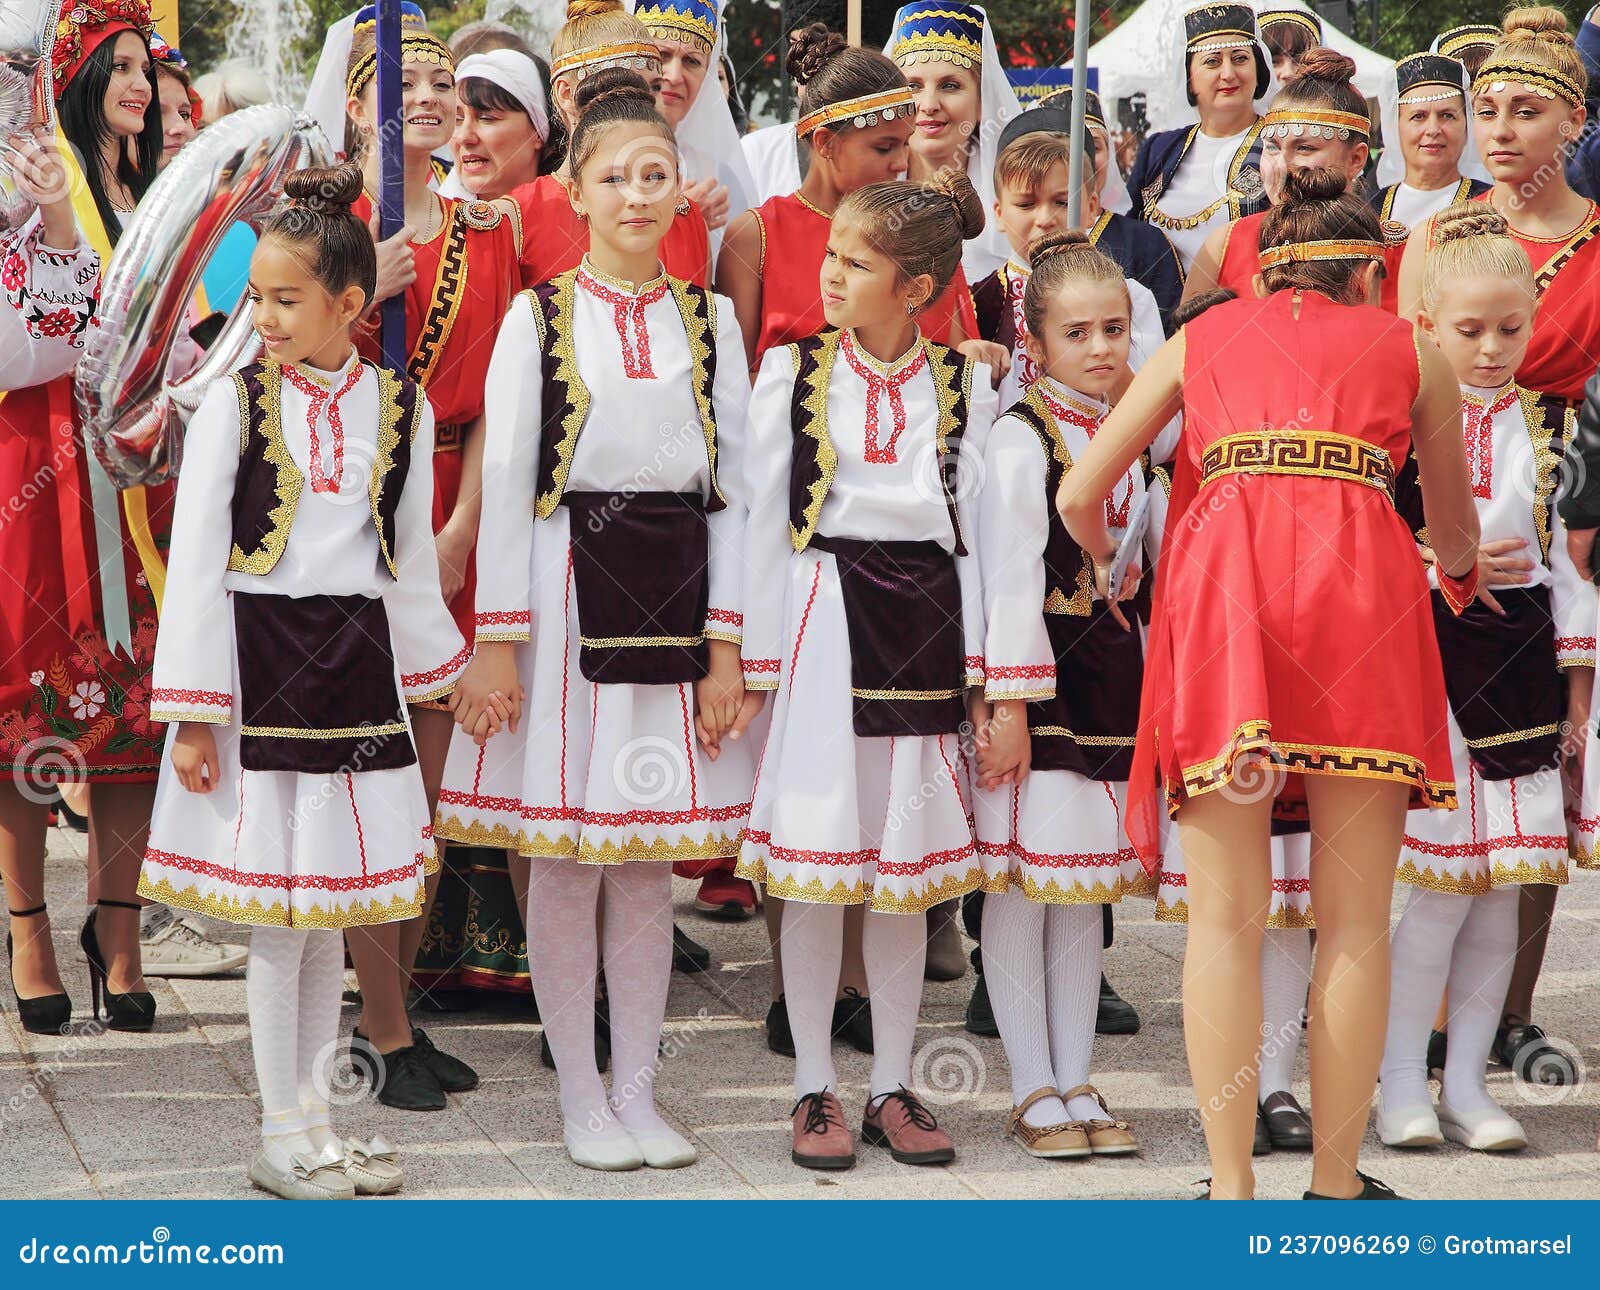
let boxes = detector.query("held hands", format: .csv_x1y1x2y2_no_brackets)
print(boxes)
681,177,730,231
368,209,417,303
435,519,473,606
975,698,1031,791
449,642,523,746
694,640,757,759
957,338,1011,389
1419,538,1534,616
171,722,220,794
1092,553,1143,632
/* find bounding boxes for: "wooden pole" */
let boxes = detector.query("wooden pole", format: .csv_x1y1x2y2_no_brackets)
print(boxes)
847,0,862,47
1067,0,1091,227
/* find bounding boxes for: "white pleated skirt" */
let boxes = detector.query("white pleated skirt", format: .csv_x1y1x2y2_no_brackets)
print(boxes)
975,772,1150,904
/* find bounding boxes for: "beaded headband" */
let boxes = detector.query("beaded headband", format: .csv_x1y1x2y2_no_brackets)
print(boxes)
1189,30,1255,54
634,0,718,53
347,30,455,99
797,87,916,139
1434,25,1499,59
1473,58,1584,108
1258,10,1321,40
550,41,663,81
1259,238,1385,269
1261,106,1370,141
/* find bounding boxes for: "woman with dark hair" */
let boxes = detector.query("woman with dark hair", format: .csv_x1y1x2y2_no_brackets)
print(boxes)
149,33,198,171
0,0,167,1036
444,48,556,198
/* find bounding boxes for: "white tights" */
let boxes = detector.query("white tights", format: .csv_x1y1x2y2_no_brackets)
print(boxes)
1258,927,1311,1102
526,858,674,1142
246,925,346,1166
782,900,927,1100
981,890,1104,1125
1381,883,1520,1114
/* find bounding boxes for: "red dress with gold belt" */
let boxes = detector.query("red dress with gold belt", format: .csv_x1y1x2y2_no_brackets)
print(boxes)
1217,210,1407,311
1128,290,1456,868
509,174,711,289
749,192,978,365
353,193,522,640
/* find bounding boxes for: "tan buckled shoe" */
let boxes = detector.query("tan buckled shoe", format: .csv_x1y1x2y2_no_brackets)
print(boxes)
1063,1083,1138,1156
1008,1087,1091,1159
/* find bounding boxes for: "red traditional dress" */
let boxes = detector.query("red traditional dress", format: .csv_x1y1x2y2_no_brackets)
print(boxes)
1217,209,1407,311
509,174,711,289
748,192,977,365
0,209,172,782
352,192,522,641
1128,290,1457,866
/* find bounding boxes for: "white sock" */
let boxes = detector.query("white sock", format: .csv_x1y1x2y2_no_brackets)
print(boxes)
1043,904,1104,1123
862,908,926,1099
1380,886,1471,1112
296,929,346,1156
247,924,309,1149
781,901,844,1099
601,863,674,1135
1258,928,1311,1102
1441,884,1520,1114
526,857,618,1138
981,890,1069,1127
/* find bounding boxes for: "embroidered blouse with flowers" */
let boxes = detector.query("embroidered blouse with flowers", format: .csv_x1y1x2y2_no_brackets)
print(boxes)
433,261,754,865
733,328,997,914
973,374,1154,904
137,355,469,930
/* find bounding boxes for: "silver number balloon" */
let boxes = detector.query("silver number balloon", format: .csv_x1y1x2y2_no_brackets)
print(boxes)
75,105,333,487
0,0,64,229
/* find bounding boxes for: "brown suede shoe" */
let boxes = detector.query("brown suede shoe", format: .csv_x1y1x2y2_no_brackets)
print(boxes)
791,1091,856,1170
862,1087,955,1165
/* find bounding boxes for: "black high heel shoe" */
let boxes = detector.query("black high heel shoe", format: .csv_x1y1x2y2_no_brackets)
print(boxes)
80,899,155,1031
5,903,72,1034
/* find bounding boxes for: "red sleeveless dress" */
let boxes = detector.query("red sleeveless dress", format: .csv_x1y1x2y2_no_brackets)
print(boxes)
510,173,712,289
1128,290,1456,868
353,192,522,641
1468,193,1600,405
749,192,978,364
1218,210,1406,311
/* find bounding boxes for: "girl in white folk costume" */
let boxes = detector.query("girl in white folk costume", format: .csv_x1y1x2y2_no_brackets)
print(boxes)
440,70,752,1172
737,174,996,1171
137,165,469,1199
1379,205,1593,1152
973,233,1150,1159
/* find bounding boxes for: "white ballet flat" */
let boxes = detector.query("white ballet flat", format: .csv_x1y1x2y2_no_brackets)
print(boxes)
1437,1098,1527,1152
1375,1092,1443,1148
342,1134,405,1195
628,1124,698,1169
564,1122,645,1171
248,1143,355,1200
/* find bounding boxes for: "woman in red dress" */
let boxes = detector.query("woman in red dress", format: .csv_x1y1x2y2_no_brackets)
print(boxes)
510,1,711,288
1060,168,1480,1200
716,24,992,375
0,0,170,1034
1186,50,1406,309
341,10,522,1106
1396,9,1600,1075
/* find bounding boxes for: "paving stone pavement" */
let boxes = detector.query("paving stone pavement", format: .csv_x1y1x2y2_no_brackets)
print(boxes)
1,824,1596,1199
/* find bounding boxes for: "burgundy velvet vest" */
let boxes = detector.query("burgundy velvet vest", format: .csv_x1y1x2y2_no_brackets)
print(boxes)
970,265,1019,353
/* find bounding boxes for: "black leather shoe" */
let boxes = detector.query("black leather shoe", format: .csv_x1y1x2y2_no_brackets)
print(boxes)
1492,1022,1576,1085
1427,1028,1448,1077
831,987,873,1053
371,1042,448,1112
1095,974,1140,1036
1259,1091,1313,1150
766,996,795,1057
1304,1171,1402,1200
1253,1106,1272,1156
672,923,712,974
963,973,998,1038
411,1025,478,1092
539,996,611,1072
5,903,72,1035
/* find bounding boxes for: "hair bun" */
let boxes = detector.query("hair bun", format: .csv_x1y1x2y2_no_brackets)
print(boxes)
1294,47,1357,85
787,22,848,86
1431,201,1510,244
1278,165,1349,207
283,162,363,215
1501,5,1573,44
1028,230,1094,264
928,169,985,241
575,65,655,114
567,0,624,19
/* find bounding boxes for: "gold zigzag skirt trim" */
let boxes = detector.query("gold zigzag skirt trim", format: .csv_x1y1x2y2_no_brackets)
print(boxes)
1395,855,1569,895
735,854,982,914
137,874,423,930
433,812,743,864
1153,895,1317,929
976,871,1148,905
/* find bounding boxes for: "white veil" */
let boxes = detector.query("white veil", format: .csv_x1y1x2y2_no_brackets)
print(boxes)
303,10,360,160
1161,2,1281,134
661,0,757,223
1375,55,1489,190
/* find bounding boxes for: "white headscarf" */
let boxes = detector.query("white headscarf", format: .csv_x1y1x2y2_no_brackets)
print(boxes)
1376,54,1490,190
885,3,1022,281
303,10,360,160
741,121,800,205
438,50,551,199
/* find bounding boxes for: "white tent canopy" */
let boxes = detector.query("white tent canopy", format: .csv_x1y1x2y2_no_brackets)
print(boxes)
1086,0,1394,134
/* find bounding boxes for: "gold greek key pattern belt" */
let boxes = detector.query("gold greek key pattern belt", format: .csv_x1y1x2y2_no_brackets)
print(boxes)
1198,430,1395,497
435,421,466,453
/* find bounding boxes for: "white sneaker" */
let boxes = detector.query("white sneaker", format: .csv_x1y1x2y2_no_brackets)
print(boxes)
140,907,248,977
563,1120,645,1171
1437,1098,1527,1151
1375,1091,1443,1147
627,1124,698,1169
